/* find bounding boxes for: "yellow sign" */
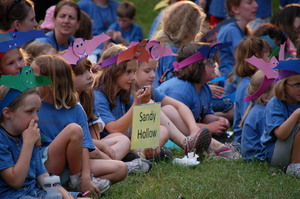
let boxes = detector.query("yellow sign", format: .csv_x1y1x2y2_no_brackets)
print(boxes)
131,103,160,150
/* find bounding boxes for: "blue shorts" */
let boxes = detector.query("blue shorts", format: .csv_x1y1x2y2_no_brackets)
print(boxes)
211,98,234,113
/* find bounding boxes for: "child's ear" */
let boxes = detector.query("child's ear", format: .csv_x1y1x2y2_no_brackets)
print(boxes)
11,20,21,31
231,5,240,15
2,107,12,120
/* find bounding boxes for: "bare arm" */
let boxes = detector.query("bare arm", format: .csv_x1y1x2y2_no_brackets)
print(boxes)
274,108,300,140
105,87,151,134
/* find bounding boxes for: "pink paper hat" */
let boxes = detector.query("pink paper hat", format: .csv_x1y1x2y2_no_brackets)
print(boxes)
40,6,55,30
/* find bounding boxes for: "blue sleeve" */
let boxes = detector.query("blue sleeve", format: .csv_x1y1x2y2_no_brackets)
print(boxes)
76,104,95,150
148,10,163,39
265,98,287,135
107,23,118,32
34,148,47,176
153,88,166,102
0,137,14,171
94,90,117,124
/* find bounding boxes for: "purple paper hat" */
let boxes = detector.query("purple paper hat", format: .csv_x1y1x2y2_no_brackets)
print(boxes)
40,5,55,30
173,42,230,71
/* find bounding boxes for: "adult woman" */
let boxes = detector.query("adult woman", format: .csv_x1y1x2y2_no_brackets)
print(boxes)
35,0,80,51
0,0,38,32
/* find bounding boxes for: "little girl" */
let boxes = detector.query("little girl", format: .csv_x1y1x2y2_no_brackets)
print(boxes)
0,48,25,75
232,36,272,148
0,74,86,198
71,58,131,161
134,58,212,158
260,59,300,176
240,70,275,161
30,55,127,196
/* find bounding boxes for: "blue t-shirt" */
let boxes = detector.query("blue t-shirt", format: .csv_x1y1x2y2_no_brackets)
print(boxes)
241,103,266,160
217,22,246,79
157,77,214,121
38,102,95,155
78,0,119,36
259,97,300,161
256,0,272,19
153,45,177,88
94,89,134,137
152,88,166,102
107,22,143,43
208,0,227,18
35,31,75,51
233,77,251,145
0,129,47,198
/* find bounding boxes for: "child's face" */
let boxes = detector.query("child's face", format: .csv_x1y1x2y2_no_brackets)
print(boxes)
74,69,94,93
117,17,133,31
16,7,38,31
285,75,300,105
293,17,300,35
116,60,137,92
234,0,258,22
55,5,79,36
261,49,271,62
6,94,41,135
203,59,217,83
0,49,25,75
135,59,157,87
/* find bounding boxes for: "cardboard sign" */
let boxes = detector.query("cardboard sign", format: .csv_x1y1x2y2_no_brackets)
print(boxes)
131,103,160,150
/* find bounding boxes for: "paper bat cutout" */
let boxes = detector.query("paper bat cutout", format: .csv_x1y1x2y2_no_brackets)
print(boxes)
98,54,119,68
0,66,52,91
0,30,46,53
173,42,229,71
146,40,177,60
245,56,279,79
61,33,111,65
117,39,151,64
0,66,52,111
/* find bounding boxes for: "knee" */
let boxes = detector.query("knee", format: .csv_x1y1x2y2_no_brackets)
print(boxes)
116,162,128,182
65,123,83,140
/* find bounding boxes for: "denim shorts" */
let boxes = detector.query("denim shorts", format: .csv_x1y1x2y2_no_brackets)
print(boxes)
212,98,234,113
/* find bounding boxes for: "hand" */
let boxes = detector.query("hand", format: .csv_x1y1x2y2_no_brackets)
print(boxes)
22,119,40,146
134,86,151,105
143,147,160,159
205,119,229,135
209,85,224,98
81,178,101,197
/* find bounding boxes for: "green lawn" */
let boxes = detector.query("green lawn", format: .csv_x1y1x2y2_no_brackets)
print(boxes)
98,149,300,199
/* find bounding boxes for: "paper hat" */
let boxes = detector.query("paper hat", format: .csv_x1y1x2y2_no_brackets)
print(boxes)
173,42,229,71
274,59,300,81
244,54,282,102
61,33,111,65
146,40,177,60
117,40,151,64
0,66,52,112
40,5,55,30
0,30,46,53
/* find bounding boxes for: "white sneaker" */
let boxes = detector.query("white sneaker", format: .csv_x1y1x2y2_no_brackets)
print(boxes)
91,175,111,194
286,163,300,177
125,158,152,174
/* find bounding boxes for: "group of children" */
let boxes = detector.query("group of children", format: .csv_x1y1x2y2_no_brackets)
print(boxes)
1,0,300,198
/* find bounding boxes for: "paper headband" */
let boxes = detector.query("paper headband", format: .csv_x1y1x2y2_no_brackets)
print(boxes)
244,43,286,101
0,66,52,112
0,30,46,53
98,40,176,67
173,42,230,71
274,59,300,81
61,33,111,65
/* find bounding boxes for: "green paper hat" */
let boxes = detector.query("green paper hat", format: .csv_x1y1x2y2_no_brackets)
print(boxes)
0,66,52,112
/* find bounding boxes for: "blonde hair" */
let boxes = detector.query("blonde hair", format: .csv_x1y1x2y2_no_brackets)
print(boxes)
274,78,289,101
240,70,274,127
94,44,132,108
32,54,77,109
234,36,271,78
152,1,206,47
24,41,57,65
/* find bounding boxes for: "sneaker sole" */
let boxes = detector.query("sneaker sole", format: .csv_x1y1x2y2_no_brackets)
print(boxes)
100,183,111,194
194,127,212,160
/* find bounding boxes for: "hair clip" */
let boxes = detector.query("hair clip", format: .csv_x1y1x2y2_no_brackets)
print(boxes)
61,33,111,65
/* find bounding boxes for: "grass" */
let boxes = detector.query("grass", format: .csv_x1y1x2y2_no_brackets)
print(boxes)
97,149,300,199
